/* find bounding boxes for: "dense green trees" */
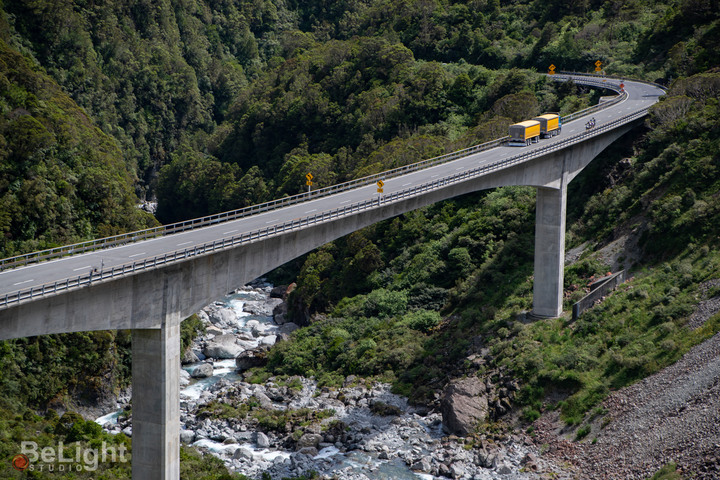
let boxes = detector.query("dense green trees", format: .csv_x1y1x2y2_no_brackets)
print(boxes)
1,0,719,477
0,37,156,256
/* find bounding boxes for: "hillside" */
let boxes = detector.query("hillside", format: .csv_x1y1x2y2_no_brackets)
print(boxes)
0,0,719,478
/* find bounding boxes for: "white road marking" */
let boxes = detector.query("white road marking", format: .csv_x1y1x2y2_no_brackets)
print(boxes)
431,174,439,178
177,241,193,246
340,200,351,204
73,265,91,272
305,209,317,213
402,182,412,186
129,252,146,258
223,229,238,234
13,279,34,286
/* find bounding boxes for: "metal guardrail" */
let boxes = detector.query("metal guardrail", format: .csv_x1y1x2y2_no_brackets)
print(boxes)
0,74,635,273
0,74,634,272
0,136,511,271
551,74,626,123
1,97,652,309
556,70,668,92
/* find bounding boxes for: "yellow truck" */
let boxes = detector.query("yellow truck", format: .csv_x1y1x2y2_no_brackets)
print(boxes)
533,113,561,138
508,120,541,146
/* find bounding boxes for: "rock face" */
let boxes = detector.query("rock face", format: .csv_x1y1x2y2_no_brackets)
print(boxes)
440,376,489,436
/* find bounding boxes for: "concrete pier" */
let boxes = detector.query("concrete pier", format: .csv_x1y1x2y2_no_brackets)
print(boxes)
532,184,568,317
131,324,181,480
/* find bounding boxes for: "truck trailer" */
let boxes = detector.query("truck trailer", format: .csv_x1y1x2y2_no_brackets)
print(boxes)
533,113,561,138
508,120,541,146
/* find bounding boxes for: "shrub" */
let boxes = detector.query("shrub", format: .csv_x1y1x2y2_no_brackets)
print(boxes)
363,289,409,318
522,407,541,422
402,309,442,333
575,424,591,441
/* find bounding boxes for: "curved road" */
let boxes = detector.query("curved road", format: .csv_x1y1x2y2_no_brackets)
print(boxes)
0,75,665,306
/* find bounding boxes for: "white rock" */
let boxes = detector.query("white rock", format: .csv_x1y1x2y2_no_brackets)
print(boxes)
190,362,214,378
256,432,270,448
203,334,244,358
208,307,237,326
180,429,195,444
233,447,254,461
260,335,277,346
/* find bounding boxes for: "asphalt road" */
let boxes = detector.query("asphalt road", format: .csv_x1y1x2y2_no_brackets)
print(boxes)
0,75,665,303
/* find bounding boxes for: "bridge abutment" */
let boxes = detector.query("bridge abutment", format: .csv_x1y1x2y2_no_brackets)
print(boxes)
532,183,567,318
131,323,180,479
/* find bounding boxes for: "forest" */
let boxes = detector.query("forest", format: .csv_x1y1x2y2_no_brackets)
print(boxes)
0,0,719,478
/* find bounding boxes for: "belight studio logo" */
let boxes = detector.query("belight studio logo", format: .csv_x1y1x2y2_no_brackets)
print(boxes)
12,441,129,472
12,454,30,471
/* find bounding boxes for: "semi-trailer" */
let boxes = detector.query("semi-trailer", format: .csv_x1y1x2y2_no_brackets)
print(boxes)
508,120,541,146
533,113,561,138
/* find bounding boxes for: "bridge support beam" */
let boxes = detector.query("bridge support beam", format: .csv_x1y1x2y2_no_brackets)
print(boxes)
131,323,180,480
532,183,567,318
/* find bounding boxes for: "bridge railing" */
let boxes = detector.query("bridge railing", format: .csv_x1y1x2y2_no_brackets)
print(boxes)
0,136,511,271
1,103,651,309
551,74,626,123
0,75,637,272
556,70,668,91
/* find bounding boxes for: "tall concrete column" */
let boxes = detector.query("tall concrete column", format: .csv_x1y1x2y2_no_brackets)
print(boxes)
131,323,180,479
532,184,567,317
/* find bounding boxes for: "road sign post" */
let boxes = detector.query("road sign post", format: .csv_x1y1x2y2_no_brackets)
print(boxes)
548,64,556,75
594,60,602,74
306,173,313,193
377,180,384,194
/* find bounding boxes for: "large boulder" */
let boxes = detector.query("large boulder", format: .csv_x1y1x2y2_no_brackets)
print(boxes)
190,362,214,378
207,307,237,327
260,335,277,346
180,429,196,444
273,301,289,325
235,350,267,371
270,285,288,299
256,432,270,448
203,334,244,359
296,433,323,450
182,348,200,365
244,298,283,317
279,322,300,335
440,376,489,436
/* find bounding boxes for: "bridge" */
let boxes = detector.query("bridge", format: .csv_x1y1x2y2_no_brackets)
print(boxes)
0,73,665,478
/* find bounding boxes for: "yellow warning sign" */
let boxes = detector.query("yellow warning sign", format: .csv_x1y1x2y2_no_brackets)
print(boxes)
595,60,602,67
377,180,384,193
548,64,556,75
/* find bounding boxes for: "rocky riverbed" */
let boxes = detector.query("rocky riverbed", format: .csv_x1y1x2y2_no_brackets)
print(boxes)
97,281,561,479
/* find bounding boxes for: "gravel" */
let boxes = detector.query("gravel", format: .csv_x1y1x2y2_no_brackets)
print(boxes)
533,331,720,479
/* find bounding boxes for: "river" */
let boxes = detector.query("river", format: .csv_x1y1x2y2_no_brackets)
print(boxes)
96,282,546,480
